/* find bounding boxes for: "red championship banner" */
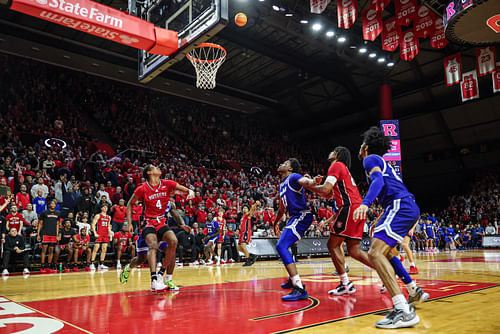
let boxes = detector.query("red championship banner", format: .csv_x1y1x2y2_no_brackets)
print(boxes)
400,29,419,61
444,53,462,86
430,17,448,49
493,62,500,93
337,0,358,29
9,0,178,56
414,5,434,38
382,18,401,52
362,8,382,41
310,0,331,14
395,0,416,27
460,70,479,102
476,46,496,77
369,0,391,12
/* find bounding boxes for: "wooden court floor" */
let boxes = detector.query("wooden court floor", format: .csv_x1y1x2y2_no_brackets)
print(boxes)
1,250,500,333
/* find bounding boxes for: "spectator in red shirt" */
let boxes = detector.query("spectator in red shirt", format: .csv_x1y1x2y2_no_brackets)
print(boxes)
6,204,26,233
111,199,127,232
15,184,30,211
131,201,143,234
195,204,208,226
111,186,123,205
184,199,196,227
318,202,328,220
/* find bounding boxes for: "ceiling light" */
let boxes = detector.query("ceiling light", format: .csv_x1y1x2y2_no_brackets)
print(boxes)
349,45,357,49
359,47,367,53
272,5,279,11
377,58,385,63
300,19,308,24
387,62,395,67
285,13,293,17
325,31,335,37
337,36,346,43
369,52,376,58
312,23,322,31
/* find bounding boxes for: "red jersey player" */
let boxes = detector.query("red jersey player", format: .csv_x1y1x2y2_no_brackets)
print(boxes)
113,226,135,269
126,164,193,293
238,201,260,267
302,146,375,295
90,203,112,271
73,227,91,271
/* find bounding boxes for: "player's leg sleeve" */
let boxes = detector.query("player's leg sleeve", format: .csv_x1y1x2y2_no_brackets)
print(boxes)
276,228,299,266
389,255,412,284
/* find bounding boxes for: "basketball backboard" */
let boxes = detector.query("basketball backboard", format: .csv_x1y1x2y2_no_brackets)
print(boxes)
129,0,228,83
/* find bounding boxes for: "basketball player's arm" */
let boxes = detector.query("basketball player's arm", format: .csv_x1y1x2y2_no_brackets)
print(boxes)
298,176,334,199
174,184,195,200
354,156,385,221
126,194,138,233
91,214,100,238
272,199,285,237
319,211,338,230
170,205,191,233
37,216,43,242
248,201,261,217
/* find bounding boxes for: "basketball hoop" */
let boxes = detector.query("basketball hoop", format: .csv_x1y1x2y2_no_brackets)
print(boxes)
186,43,226,89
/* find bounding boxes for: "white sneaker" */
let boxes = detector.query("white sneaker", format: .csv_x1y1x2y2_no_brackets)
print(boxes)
151,279,168,293
199,259,206,265
192,260,199,265
98,264,109,271
220,259,226,263
89,263,96,271
2,269,9,276
23,268,30,274
216,260,221,265
157,262,162,268
214,256,219,262
328,282,356,295
228,259,235,263
205,260,213,265
116,263,122,270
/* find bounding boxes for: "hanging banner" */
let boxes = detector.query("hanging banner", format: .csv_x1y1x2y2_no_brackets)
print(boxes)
362,8,382,41
310,0,331,14
337,0,358,29
414,5,434,38
493,62,500,93
370,0,391,12
444,53,462,86
400,29,419,61
395,0,416,27
380,120,403,178
476,46,496,77
430,17,448,49
382,18,401,52
460,70,479,102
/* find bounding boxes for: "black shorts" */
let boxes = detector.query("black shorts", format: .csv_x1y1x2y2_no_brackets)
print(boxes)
141,225,171,241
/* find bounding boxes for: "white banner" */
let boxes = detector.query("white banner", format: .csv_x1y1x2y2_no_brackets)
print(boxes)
311,0,331,14
476,46,496,77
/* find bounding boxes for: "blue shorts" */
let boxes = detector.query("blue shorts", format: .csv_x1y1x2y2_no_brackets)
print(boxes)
204,236,219,246
284,211,313,240
136,235,167,255
373,196,420,248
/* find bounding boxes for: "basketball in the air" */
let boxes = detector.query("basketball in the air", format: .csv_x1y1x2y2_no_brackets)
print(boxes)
235,13,247,27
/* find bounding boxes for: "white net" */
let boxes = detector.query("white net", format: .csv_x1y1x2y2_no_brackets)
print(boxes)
187,43,226,89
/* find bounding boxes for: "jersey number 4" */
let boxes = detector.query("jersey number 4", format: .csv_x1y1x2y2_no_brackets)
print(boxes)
156,200,162,210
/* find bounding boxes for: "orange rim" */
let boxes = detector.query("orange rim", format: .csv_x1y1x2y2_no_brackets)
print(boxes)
186,42,227,64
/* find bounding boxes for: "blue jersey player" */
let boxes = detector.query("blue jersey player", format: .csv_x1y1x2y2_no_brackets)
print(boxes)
424,219,437,252
354,127,429,329
120,201,189,287
272,158,313,301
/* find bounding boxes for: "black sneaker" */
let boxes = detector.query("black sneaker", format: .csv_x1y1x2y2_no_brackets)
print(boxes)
249,254,258,265
375,305,420,329
328,281,356,295
282,285,308,301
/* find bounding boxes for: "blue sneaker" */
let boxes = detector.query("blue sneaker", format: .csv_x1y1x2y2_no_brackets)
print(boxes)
281,278,293,289
282,285,308,301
